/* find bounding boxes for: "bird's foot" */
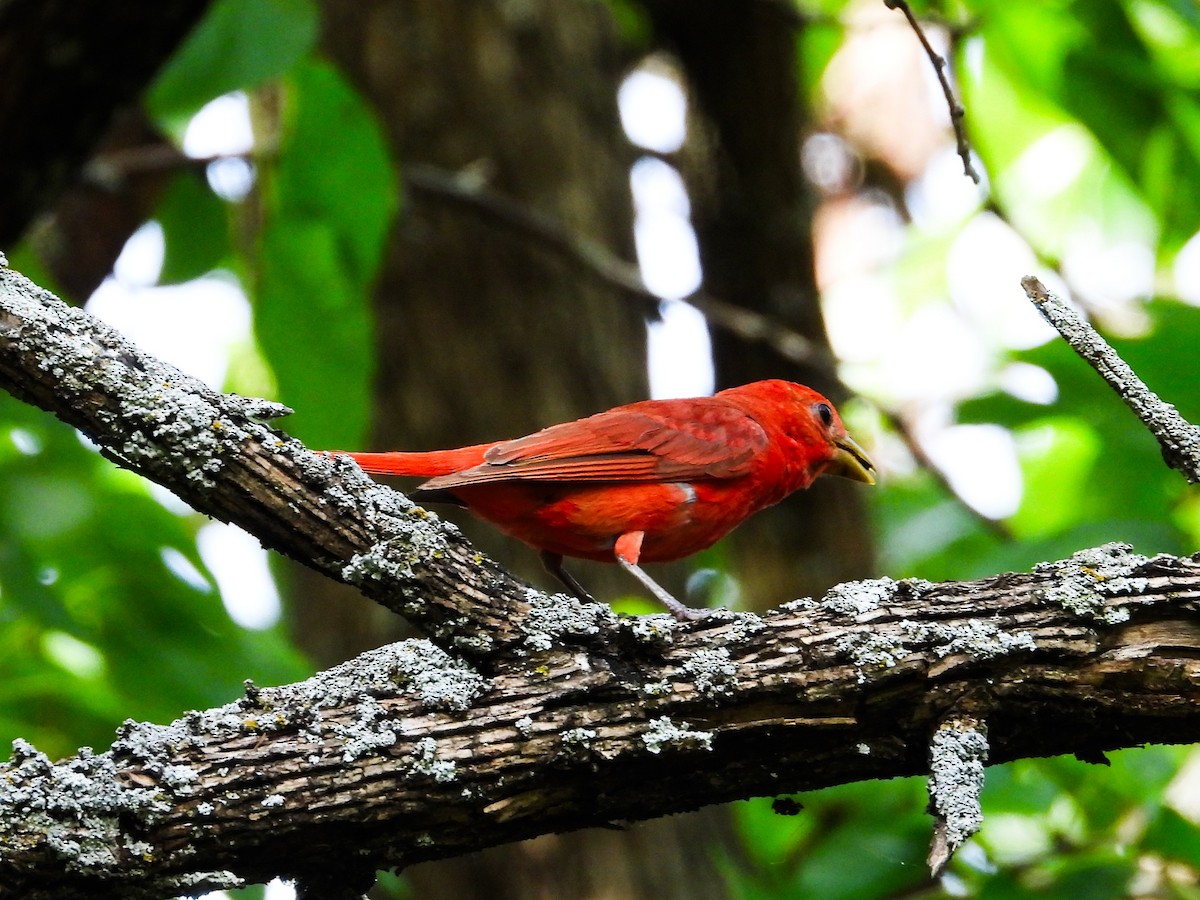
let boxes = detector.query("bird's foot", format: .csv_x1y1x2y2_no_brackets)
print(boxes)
616,557,706,622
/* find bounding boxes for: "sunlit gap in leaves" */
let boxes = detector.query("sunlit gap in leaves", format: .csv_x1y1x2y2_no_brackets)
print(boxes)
184,92,256,202
84,99,281,630
812,14,1063,522
160,546,213,594
197,522,282,630
618,59,713,400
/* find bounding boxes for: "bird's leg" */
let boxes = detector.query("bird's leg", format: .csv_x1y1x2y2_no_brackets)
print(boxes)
614,531,705,622
540,550,597,603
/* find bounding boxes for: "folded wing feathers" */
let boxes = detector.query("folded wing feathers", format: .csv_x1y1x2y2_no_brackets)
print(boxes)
421,404,767,492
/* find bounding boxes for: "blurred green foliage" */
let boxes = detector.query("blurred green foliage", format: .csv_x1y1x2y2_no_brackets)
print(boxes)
1,0,1198,897
252,57,397,449
0,394,309,760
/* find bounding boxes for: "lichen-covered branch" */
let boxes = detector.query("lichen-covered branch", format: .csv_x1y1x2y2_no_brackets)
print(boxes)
0,262,538,659
1021,275,1200,483
2,543,1200,897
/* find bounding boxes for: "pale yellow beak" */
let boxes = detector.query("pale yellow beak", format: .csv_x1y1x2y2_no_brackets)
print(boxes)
829,434,876,485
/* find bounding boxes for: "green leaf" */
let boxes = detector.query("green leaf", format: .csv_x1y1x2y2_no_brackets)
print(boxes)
797,20,844,109
252,58,397,449
0,395,311,758
155,171,230,284
1143,806,1200,868
730,779,932,900
147,0,319,122
968,0,1200,253
1009,417,1100,539
1040,851,1136,899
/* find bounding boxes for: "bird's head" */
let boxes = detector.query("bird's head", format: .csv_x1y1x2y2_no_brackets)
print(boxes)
724,380,876,486
812,400,875,485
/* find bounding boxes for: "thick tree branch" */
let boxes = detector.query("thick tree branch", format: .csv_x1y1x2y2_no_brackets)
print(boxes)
1,262,1200,894
2,541,1199,897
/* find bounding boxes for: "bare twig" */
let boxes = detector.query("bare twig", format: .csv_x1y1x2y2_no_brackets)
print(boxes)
405,164,836,374
1021,276,1200,484
884,0,980,184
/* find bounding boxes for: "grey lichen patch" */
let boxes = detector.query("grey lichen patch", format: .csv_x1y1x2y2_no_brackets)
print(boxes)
391,641,487,712
514,716,534,737
0,737,175,875
834,630,907,683
779,596,816,612
725,612,767,644
110,719,204,786
224,394,293,421
160,764,201,796
121,382,233,485
681,647,738,698
837,615,1036,682
642,678,672,697
349,477,425,532
334,696,398,763
622,614,677,647
821,577,898,617
1036,543,1147,624
261,794,285,808
1098,575,1150,597
901,619,1037,660
642,716,714,754
410,736,456,783
303,640,486,713
927,718,989,874
520,590,617,651
343,528,451,590
166,871,245,895
560,727,598,746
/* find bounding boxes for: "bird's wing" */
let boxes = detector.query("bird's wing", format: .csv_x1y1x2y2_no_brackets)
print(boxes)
416,400,767,491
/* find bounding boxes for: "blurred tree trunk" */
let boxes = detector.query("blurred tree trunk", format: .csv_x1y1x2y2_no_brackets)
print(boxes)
291,0,651,661
291,1,734,897
0,0,211,247
648,1,876,606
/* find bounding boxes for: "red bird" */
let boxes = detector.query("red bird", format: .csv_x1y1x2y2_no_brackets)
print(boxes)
330,380,875,620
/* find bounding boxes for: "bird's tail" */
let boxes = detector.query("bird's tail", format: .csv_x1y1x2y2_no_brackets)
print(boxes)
326,443,497,477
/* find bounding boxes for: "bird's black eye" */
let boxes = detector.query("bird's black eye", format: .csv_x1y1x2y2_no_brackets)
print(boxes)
815,403,834,428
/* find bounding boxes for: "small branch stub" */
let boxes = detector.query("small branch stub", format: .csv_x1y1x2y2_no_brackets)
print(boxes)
927,716,989,876
1021,276,1200,483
